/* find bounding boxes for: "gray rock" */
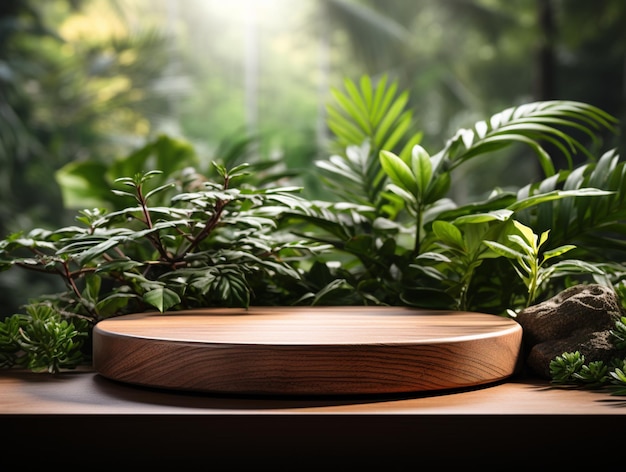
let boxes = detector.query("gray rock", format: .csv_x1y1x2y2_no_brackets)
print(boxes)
515,283,625,379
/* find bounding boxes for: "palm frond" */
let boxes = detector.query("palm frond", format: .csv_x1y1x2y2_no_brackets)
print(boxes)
315,141,387,206
435,101,619,177
326,74,420,156
515,148,626,259
319,75,421,208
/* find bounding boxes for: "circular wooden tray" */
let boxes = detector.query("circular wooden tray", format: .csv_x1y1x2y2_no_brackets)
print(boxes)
92,306,522,396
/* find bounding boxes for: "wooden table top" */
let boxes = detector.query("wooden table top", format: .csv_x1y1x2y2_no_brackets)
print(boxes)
1,369,625,415
2,369,625,466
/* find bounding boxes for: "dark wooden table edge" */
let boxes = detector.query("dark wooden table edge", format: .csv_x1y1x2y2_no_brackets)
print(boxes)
1,369,625,466
1,412,623,466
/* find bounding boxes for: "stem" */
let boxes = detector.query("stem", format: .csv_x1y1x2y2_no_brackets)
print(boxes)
525,253,540,307
183,198,227,255
61,260,82,300
179,173,231,256
59,260,97,320
136,182,171,262
413,202,423,256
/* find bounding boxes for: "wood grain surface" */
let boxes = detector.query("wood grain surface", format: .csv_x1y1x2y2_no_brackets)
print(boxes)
92,306,523,395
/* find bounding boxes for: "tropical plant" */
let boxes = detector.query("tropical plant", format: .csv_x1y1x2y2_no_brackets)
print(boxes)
296,76,622,313
0,75,624,383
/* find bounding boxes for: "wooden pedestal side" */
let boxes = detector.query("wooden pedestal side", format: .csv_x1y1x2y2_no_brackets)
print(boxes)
92,306,523,396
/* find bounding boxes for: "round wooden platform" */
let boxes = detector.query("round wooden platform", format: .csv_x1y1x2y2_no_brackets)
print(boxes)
92,306,523,395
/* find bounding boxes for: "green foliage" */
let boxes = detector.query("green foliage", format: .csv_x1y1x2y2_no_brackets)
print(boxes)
484,220,593,308
319,75,423,211
0,1,178,232
1,74,626,376
0,304,89,373
573,361,610,387
512,148,626,256
549,351,613,388
609,360,626,396
549,351,586,384
56,135,198,210
0,0,191,318
327,75,422,158
436,100,617,176
0,162,325,326
548,315,626,395
611,316,626,350
294,75,621,313
550,347,626,395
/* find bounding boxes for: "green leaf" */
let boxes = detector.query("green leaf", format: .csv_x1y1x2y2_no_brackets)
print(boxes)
380,150,419,196
410,145,432,198
508,188,613,212
432,221,464,252
373,90,409,147
143,287,181,312
96,293,138,317
83,275,102,304
344,78,371,133
371,76,395,124
326,106,366,146
543,244,576,260
331,87,370,135
454,209,513,225
145,182,176,202
381,112,412,151
483,240,525,260
512,220,537,247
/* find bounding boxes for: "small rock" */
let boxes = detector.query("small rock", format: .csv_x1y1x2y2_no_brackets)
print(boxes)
515,283,625,379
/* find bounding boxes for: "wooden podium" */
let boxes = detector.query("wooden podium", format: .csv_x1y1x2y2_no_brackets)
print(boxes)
92,306,522,395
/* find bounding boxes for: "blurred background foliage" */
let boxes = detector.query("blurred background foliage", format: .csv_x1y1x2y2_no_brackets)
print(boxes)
1,0,624,315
